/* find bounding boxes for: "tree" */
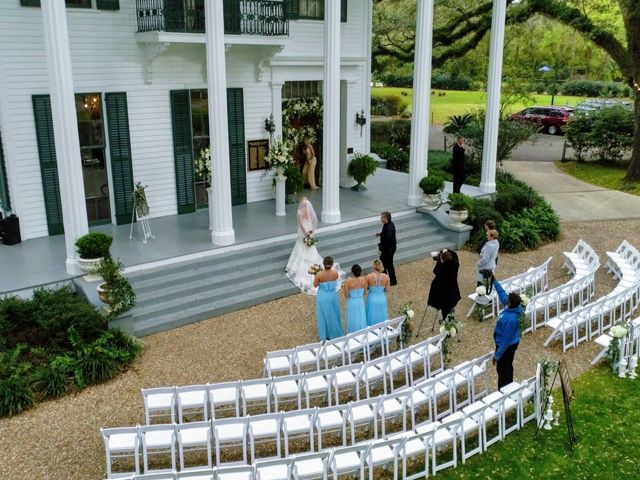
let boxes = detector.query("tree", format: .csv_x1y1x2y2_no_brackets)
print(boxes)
373,0,640,181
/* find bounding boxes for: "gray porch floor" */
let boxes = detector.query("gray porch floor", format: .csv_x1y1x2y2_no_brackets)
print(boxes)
0,169,481,294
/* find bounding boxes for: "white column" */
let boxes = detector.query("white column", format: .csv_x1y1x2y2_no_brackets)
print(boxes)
206,0,235,245
340,80,356,188
271,81,284,139
480,0,507,194
41,0,88,275
321,0,341,224
407,0,435,207
363,0,373,154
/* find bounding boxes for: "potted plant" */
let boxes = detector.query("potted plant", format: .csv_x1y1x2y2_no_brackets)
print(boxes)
96,257,136,317
75,232,113,273
419,174,445,209
447,192,473,227
284,163,304,203
347,153,378,191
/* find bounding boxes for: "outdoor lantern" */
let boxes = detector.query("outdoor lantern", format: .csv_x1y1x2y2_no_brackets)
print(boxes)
264,113,276,134
355,109,367,136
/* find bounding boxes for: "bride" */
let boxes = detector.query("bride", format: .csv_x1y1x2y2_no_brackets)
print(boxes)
286,197,344,295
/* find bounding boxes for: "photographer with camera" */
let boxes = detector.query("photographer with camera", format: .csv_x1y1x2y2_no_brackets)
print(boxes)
477,229,499,286
427,249,461,320
491,273,523,389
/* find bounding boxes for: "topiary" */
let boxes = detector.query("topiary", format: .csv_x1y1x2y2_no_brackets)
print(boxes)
74,232,112,259
447,192,473,211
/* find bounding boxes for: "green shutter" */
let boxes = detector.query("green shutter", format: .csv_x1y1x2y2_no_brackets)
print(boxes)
96,0,119,10
341,0,347,22
170,90,196,214
283,0,299,20
223,0,241,34
226,88,246,206
164,0,186,32
20,0,41,6
0,133,10,211
105,92,134,225
32,95,64,235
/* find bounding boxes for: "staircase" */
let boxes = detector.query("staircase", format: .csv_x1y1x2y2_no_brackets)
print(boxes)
126,212,456,336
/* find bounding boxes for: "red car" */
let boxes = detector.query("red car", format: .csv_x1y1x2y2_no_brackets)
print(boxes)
509,106,574,135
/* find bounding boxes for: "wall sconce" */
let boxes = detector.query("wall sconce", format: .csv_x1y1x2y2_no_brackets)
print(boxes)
264,113,276,135
355,109,367,136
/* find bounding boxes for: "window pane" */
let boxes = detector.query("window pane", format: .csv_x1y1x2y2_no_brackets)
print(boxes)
65,0,91,7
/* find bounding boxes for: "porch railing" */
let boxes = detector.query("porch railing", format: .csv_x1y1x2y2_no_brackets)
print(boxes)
136,0,289,36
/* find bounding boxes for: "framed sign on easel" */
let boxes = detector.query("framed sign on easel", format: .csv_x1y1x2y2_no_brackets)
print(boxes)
129,183,155,244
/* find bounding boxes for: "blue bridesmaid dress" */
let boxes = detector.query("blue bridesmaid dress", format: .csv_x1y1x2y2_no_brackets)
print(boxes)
365,273,388,326
316,280,343,340
346,287,367,333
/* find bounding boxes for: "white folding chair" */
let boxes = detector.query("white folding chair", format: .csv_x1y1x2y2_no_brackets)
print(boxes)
291,450,330,480
248,412,282,464
209,381,241,419
293,345,321,374
417,416,459,474
240,378,271,416
139,424,177,474
264,348,294,377
142,387,176,424
331,363,360,404
271,373,303,412
345,399,377,445
177,420,213,472
136,472,176,480
430,370,455,419
376,390,408,438
364,437,403,480
214,464,256,480
328,443,366,479
316,338,345,370
255,456,293,480
101,426,141,479
301,370,332,409
213,417,248,467
281,408,316,457
314,404,347,450
480,393,506,447
177,384,210,423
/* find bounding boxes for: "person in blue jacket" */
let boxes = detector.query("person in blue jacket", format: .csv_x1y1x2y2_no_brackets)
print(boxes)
491,274,522,389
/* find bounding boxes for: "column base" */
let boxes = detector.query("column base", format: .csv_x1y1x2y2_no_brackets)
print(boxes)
321,210,341,224
211,229,235,246
66,257,82,275
479,182,496,194
407,194,423,207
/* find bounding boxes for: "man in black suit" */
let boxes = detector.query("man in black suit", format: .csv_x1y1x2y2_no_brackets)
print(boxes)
452,136,466,194
376,211,397,285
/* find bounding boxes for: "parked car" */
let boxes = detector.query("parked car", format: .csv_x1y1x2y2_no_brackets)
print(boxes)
508,106,575,135
574,99,633,116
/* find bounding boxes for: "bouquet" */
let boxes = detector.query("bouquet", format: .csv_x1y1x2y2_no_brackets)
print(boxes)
303,235,317,247
475,285,486,296
308,264,322,275
611,324,628,338
265,137,293,171
520,293,531,307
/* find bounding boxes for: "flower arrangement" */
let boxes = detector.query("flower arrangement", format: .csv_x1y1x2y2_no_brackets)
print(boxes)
282,97,323,149
608,323,629,373
308,264,322,275
473,303,490,322
265,137,294,171
303,235,317,247
517,287,533,334
196,147,212,188
132,182,149,216
397,302,415,347
475,285,487,296
538,355,558,399
439,313,460,366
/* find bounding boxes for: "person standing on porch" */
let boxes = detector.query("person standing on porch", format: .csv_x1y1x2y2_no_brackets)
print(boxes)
376,211,397,286
301,137,318,190
452,136,466,194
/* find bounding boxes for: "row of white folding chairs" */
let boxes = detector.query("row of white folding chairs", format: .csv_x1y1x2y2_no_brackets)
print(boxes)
112,369,540,480
591,316,640,365
104,353,494,478
605,240,640,281
142,333,447,424
543,279,640,352
466,257,552,320
524,271,596,333
263,316,406,377
562,239,600,276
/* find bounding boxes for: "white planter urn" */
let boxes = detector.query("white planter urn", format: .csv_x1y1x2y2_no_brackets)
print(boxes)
275,167,287,217
422,193,441,210
77,257,103,274
448,209,468,227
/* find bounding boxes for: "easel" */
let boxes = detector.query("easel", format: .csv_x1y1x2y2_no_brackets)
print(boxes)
129,189,155,244
536,359,577,451
415,304,462,342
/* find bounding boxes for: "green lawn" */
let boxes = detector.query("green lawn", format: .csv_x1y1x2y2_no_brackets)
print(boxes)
371,88,587,125
436,366,640,479
555,160,640,197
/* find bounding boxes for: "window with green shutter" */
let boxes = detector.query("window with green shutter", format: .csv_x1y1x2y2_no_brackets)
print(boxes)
105,92,134,225
32,95,64,235
226,88,247,206
0,132,10,211
170,90,196,214
96,0,119,9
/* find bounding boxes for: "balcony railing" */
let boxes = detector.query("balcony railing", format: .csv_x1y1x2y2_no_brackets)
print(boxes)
136,0,289,36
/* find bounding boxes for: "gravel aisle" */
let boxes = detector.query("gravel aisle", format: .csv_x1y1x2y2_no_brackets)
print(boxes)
1,219,638,479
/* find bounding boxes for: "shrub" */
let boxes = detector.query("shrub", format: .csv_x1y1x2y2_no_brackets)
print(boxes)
283,163,304,196
522,203,560,241
31,355,74,400
565,113,594,161
561,80,632,97
419,174,445,194
74,232,112,259
370,95,408,116
431,72,473,91
348,153,378,185
497,218,528,253
0,376,35,417
75,332,129,386
371,122,392,144
103,329,142,365
0,295,36,345
447,192,473,211
97,258,137,318
389,120,412,150
443,113,474,135
468,199,503,232
589,106,634,163
371,143,410,173
494,182,537,215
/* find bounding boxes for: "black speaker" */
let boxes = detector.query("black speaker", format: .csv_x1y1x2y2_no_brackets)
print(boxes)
1,214,21,245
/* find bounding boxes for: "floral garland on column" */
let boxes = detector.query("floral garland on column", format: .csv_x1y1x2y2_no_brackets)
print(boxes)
282,97,323,148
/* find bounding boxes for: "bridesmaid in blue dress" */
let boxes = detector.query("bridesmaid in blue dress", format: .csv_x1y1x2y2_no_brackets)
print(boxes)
344,264,368,333
366,259,390,326
313,256,344,340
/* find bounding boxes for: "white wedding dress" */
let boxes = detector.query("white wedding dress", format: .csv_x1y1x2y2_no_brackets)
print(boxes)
286,199,344,295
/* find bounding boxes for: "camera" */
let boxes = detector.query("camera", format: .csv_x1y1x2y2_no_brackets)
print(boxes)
479,269,493,279
431,248,447,261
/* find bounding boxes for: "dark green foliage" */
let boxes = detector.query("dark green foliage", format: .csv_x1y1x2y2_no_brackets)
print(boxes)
75,330,138,386
0,296,36,347
348,153,378,185
564,113,593,161
443,113,474,135
370,143,410,173
431,72,472,91
0,376,35,417
96,258,137,318
561,80,632,98
284,163,304,196
467,199,504,251
447,192,473,211
494,182,537,215
74,232,112,259
419,174,445,194
31,355,74,399
374,73,413,87
521,203,561,242
370,95,408,116
389,120,412,149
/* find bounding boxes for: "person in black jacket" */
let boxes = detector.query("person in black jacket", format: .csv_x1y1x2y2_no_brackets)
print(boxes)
427,249,461,320
452,136,466,194
376,211,397,285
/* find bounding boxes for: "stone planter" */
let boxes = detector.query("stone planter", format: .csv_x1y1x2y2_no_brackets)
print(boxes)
96,282,109,304
351,183,367,192
448,209,469,227
422,193,441,210
78,256,103,274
